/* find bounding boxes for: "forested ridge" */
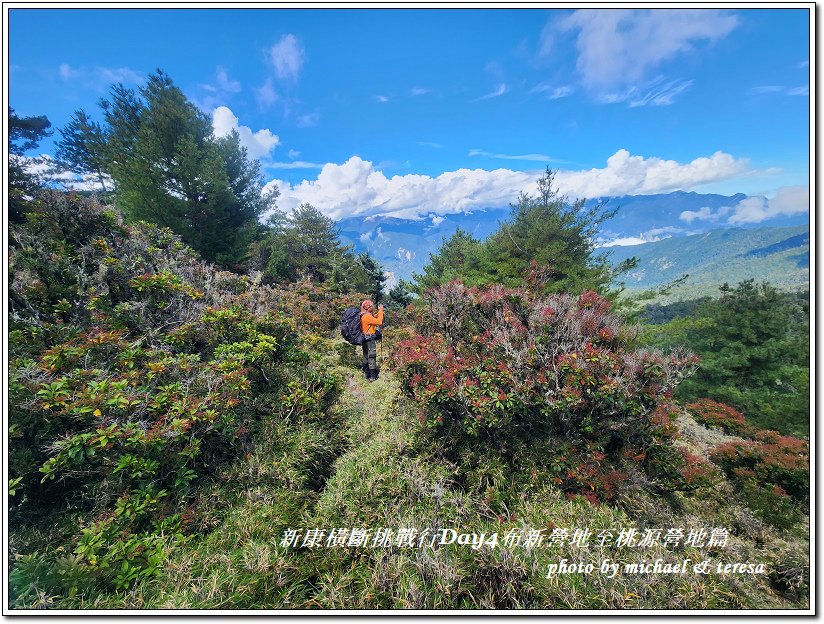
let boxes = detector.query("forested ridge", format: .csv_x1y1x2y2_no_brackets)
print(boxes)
7,72,810,610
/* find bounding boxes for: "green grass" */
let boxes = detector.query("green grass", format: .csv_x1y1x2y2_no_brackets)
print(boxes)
9,337,809,610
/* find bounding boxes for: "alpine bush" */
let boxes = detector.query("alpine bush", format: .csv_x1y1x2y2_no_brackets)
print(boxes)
8,192,341,597
393,281,697,445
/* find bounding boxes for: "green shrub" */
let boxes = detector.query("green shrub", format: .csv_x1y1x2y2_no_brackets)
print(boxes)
8,192,342,596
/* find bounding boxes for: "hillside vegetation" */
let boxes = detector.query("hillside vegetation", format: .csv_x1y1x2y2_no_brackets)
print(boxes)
7,83,810,610
608,226,810,304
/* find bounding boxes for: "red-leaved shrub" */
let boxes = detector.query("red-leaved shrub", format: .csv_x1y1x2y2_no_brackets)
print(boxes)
686,399,746,434
392,281,698,442
710,435,809,504
709,426,809,527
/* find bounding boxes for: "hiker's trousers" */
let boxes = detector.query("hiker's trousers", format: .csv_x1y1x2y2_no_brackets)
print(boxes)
362,338,377,371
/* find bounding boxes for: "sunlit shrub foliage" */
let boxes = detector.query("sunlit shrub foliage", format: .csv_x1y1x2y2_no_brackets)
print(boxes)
8,192,340,592
393,280,697,441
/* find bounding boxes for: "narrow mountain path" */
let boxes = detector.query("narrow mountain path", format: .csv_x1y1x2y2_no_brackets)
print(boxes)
308,338,489,547
322,338,407,442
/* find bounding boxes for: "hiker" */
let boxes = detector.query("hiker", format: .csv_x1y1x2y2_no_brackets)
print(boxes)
360,300,384,381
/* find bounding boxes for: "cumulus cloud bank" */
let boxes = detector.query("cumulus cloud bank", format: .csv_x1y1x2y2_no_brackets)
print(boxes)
728,186,809,224
679,185,809,225
680,205,727,223
598,227,678,248
555,149,748,197
212,106,280,159
264,149,750,220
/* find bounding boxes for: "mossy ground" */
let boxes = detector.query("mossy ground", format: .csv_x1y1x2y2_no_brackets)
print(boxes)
10,337,809,611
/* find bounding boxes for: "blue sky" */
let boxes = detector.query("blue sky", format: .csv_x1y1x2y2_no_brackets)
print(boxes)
8,7,811,229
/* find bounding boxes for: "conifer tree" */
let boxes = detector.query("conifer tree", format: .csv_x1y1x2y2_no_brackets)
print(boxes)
55,109,109,191
483,168,615,293
413,228,483,291
8,108,52,221
282,203,350,282
675,280,809,434
54,70,276,267
354,251,386,303
386,279,414,309
414,169,621,295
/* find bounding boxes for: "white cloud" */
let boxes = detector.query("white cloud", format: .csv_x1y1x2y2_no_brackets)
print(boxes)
288,149,301,159
678,186,810,224
264,149,752,221
431,215,445,226
59,63,79,79
728,197,769,224
359,231,372,243
195,66,242,111
396,247,415,262
215,66,241,93
645,226,681,237
474,83,507,101
600,77,694,107
201,67,241,94
58,63,144,89
255,78,279,108
556,149,749,198
628,79,693,107
98,67,144,84
727,186,809,224
375,95,390,103
788,86,809,96
23,154,111,191
680,206,719,223
269,34,305,81
211,106,280,159
549,86,574,99
598,234,668,248
384,271,398,290
531,83,575,99
469,149,555,162
265,160,325,170
598,226,680,247
264,156,535,220
549,9,738,91
411,87,432,96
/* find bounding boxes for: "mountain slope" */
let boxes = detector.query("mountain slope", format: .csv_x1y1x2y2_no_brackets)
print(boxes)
337,209,509,285
606,225,810,302
337,191,809,287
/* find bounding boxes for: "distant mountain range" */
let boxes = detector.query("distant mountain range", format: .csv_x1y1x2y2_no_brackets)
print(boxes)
336,190,810,300
605,225,810,303
337,209,509,285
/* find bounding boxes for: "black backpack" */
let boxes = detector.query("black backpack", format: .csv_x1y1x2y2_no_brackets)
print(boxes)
341,307,365,345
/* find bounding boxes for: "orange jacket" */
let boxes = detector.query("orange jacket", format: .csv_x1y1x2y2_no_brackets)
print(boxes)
360,308,384,335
